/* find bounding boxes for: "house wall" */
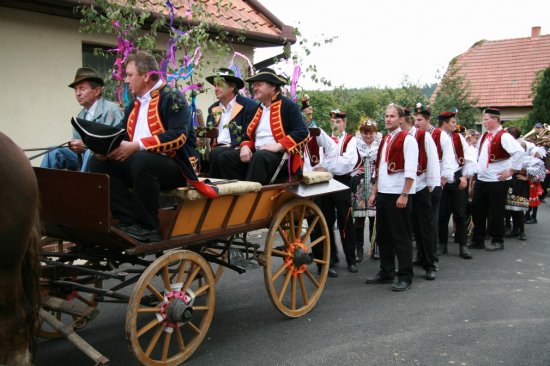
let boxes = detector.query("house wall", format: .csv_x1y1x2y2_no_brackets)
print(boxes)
0,6,254,162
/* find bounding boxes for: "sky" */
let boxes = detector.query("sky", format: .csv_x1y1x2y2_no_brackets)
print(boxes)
254,0,550,90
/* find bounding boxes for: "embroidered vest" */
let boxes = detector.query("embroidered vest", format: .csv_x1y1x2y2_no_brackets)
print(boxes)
415,129,427,175
430,127,443,161
375,131,409,174
307,136,321,167
451,131,465,166
340,133,363,173
478,129,511,162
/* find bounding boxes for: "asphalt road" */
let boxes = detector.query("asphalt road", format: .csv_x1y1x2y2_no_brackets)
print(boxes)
36,202,550,366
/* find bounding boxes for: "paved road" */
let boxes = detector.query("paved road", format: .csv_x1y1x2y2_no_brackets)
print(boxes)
36,202,550,366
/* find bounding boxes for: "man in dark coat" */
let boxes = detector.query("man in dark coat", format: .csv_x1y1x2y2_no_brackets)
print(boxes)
205,68,257,178
216,68,309,184
89,51,217,242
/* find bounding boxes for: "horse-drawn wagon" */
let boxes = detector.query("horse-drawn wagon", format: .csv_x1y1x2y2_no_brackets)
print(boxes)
36,164,347,365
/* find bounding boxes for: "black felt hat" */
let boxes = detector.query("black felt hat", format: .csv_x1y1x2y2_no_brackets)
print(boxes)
437,111,456,122
245,68,288,86
206,68,245,90
330,109,346,119
413,102,431,116
301,94,311,111
71,117,125,155
69,67,104,88
483,107,501,116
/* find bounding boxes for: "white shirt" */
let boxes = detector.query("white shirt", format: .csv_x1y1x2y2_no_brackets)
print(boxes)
377,128,418,194
133,79,164,149
447,131,476,178
216,96,237,145
303,129,338,172
429,126,455,182
408,126,440,192
254,103,277,150
463,144,478,177
326,132,359,176
476,126,525,182
85,100,98,120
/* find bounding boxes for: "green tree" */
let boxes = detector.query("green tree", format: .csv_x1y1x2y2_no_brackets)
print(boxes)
528,67,550,129
432,63,479,128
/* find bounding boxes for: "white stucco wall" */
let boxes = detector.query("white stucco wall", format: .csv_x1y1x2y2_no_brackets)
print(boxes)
0,6,254,163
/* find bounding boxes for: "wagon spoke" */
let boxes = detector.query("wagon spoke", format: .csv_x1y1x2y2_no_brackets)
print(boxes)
192,305,210,312
146,283,164,302
162,266,171,291
298,274,309,306
162,331,172,361
181,264,201,294
308,235,326,250
278,270,292,302
175,259,188,283
137,307,161,313
295,204,307,240
288,209,296,242
187,321,200,334
272,262,287,281
313,258,328,265
194,283,210,298
304,269,321,289
291,276,297,310
137,318,161,338
302,215,320,244
175,326,186,352
271,248,290,257
145,324,164,356
277,226,292,247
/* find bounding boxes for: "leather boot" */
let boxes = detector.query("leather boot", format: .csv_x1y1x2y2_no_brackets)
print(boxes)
518,231,527,241
437,243,447,256
459,245,472,259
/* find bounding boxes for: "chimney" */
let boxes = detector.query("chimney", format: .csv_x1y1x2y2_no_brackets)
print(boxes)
531,26,541,38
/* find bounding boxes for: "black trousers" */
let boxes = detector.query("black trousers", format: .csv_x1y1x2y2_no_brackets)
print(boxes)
471,179,511,244
208,145,232,178
314,175,357,266
439,173,468,246
89,151,186,229
376,193,413,282
216,148,287,184
411,187,437,271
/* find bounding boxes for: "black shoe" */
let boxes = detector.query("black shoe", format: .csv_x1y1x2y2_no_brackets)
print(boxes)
468,241,485,249
486,241,504,251
459,245,473,259
327,268,338,277
525,218,538,224
519,232,527,241
348,264,358,273
437,244,448,256
434,262,440,272
425,270,436,281
365,272,394,284
114,222,134,229
122,225,162,242
356,247,364,263
391,280,412,291
505,229,519,238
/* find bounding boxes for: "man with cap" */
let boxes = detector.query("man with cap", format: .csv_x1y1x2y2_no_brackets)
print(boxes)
437,110,475,259
401,109,441,280
205,68,257,178
216,68,309,184
89,51,218,242
470,108,524,251
41,67,123,171
301,94,317,128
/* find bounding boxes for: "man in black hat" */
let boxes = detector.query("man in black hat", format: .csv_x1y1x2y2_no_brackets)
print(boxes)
89,51,217,242
470,108,524,251
216,68,309,184
41,67,123,171
301,94,317,128
437,111,474,260
205,68,257,178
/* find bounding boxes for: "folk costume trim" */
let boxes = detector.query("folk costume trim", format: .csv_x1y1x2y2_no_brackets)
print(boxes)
307,136,321,167
126,86,187,157
430,127,444,161
450,131,465,166
375,130,409,174
415,129,428,175
210,102,244,147
478,129,511,162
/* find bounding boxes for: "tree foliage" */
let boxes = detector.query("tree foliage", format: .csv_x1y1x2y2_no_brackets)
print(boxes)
528,67,550,129
431,65,479,129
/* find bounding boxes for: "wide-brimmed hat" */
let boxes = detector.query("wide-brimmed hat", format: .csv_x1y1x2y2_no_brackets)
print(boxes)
68,67,104,88
206,68,245,90
71,117,125,155
245,68,288,86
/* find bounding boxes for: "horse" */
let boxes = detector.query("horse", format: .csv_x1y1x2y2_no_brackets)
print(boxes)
0,132,41,365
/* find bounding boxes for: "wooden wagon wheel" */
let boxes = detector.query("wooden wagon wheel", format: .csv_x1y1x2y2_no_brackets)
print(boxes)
126,250,215,366
263,198,330,317
38,238,102,339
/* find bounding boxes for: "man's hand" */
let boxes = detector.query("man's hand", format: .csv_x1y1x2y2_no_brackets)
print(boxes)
313,166,328,172
441,176,448,187
458,176,468,190
240,146,252,163
367,193,376,207
69,139,86,154
498,169,514,181
259,143,284,153
107,141,140,161
396,194,408,208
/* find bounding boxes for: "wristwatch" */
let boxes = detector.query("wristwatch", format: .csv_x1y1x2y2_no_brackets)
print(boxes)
400,192,409,197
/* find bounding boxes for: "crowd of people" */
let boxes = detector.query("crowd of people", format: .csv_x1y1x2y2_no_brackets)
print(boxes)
42,50,549,290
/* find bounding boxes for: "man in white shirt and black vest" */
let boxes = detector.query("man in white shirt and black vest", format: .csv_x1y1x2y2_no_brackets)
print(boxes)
366,104,418,291
470,108,524,251
437,111,474,259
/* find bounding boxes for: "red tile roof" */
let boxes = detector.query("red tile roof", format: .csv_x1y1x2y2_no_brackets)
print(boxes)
433,31,550,108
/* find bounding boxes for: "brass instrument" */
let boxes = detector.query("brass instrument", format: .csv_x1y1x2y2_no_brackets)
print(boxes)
522,123,550,147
